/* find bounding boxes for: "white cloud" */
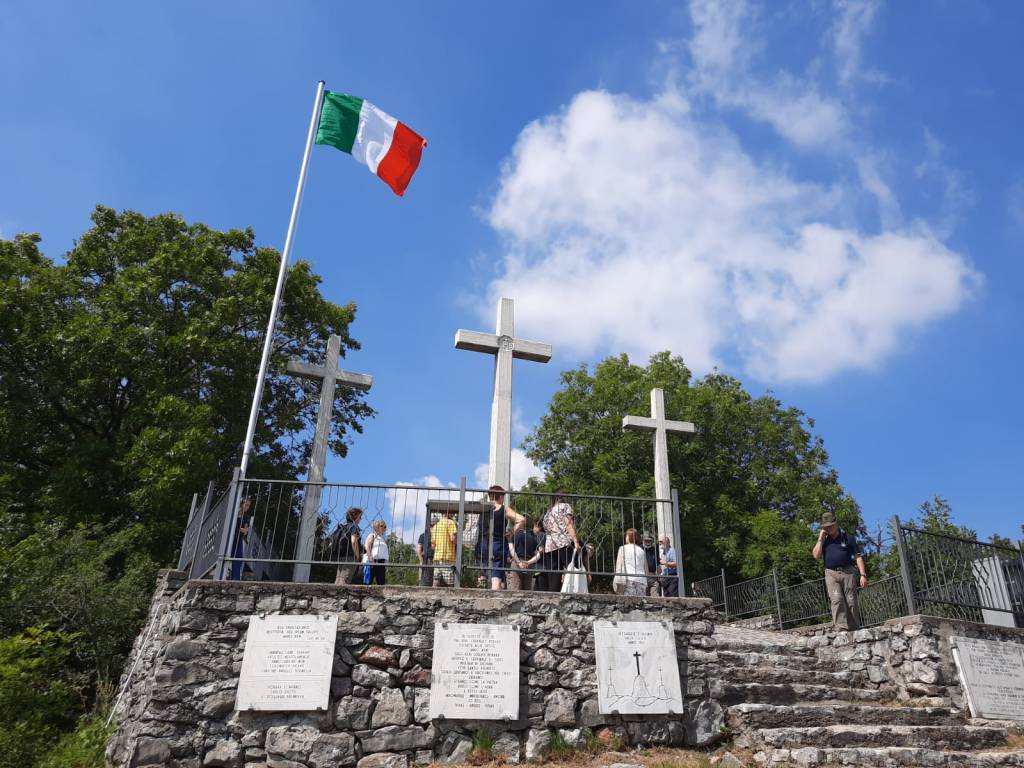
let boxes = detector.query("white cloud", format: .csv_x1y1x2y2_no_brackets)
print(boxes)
687,0,848,150
832,0,887,86
386,475,458,542
474,449,544,491
484,28,981,384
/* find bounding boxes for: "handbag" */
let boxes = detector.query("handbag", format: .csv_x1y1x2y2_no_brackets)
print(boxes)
560,550,589,594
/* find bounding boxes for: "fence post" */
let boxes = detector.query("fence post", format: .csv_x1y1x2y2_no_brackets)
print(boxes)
671,489,685,597
215,467,243,581
455,476,467,587
772,567,784,630
891,515,918,616
721,568,730,620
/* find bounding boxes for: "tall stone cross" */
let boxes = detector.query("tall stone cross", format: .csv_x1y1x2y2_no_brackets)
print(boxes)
286,333,373,583
455,297,552,490
622,388,695,544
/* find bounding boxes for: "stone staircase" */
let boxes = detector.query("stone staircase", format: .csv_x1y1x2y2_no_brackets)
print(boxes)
716,625,1024,767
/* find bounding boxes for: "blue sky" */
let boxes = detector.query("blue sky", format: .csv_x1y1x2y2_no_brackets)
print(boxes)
2,1,1022,542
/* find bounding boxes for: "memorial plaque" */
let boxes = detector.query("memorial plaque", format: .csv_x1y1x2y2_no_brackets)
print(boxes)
951,636,1024,720
236,614,337,711
429,622,519,720
594,620,683,715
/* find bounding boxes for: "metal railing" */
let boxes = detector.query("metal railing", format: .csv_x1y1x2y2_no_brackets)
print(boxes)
176,472,686,596
893,516,1024,627
691,519,1023,631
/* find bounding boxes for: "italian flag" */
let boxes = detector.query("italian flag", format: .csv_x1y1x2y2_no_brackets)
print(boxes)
315,91,427,197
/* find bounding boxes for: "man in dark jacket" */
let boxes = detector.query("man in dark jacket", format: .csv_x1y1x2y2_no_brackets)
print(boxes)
813,511,868,630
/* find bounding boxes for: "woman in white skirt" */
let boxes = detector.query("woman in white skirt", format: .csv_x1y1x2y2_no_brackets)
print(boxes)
613,528,649,597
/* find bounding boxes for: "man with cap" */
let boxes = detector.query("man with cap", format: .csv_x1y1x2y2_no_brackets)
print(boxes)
813,511,868,630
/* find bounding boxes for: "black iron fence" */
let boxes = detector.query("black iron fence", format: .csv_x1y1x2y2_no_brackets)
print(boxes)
177,474,1024,630
176,472,686,596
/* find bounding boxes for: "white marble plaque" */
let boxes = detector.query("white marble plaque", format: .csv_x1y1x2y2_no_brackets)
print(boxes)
594,620,683,715
951,636,1024,721
429,622,519,720
236,614,337,711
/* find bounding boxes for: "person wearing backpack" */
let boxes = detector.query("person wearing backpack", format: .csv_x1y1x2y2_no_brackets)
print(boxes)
332,506,364,585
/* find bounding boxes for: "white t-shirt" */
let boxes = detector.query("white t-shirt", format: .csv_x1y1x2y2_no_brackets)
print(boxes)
366,532,389,561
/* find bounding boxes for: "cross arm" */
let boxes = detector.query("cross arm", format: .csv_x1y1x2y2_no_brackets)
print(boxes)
622,415,657,433
512,339,552,363
337,371,373,391
454,329,499,354
287,359,326,380
665,419,696,435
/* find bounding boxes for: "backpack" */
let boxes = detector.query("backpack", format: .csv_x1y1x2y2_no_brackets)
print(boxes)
331,522,358,559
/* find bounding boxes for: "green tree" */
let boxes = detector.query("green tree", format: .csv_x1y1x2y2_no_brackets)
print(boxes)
523,353,863,584
0,207,374,756
0,207,372,556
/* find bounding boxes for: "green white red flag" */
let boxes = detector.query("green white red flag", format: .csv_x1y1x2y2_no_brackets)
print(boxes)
315,91,427,196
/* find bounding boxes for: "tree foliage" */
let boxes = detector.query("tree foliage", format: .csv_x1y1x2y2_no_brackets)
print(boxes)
0,207,373,763
0,206,372,559
523,353,864,583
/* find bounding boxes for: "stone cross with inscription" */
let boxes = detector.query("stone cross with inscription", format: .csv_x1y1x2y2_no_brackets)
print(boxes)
455,297,551,490
622,388,694,544
287,333,373,583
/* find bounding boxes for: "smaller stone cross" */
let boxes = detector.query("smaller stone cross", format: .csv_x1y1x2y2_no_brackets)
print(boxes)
287,334,373,583
622,388,695,544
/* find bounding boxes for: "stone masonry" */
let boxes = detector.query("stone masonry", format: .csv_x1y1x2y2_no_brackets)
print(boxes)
106,571,725,768
717,623,1024,766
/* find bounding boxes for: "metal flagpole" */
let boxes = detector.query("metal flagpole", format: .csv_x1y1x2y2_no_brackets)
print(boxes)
240,79,326,477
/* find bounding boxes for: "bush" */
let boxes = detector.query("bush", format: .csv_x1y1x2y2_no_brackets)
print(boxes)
36,716,113,768
0,629,81,768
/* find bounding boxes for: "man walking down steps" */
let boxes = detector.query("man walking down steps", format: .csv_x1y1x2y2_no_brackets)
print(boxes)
812,511,868,631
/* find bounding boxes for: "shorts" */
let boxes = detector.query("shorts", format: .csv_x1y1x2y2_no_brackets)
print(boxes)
432,564,456,587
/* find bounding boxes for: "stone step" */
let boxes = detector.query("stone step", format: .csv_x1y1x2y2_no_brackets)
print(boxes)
727,703,966,730
713,635,816,658
721,682,890,705
757,724,1008,750
762,746,1024,767
719,665,858,687
717,649,839,672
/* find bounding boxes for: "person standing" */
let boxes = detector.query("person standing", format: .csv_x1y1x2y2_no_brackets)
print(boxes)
813,511,868,630
430,509,458,587
642,532,660,596
363,519,390,586
229,498,252,581
332,507,364,585
658,536,679,597
483,485,525,591
525,520,547,590
539,492,581,592
507,514,536,591
416,531,433,587
614,529,649,596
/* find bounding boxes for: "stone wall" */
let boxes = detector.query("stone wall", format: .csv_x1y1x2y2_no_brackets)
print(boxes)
792,615,1024,710
107,571,724,768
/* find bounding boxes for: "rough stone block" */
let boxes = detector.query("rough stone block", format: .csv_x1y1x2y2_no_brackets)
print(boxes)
543,689,576,726
524,729,550,761
356,754,409,768
360,646,399,670
203,739,241,767
371,687,411,727
352,664,392,689
685,699,724,747
335,697,374,730
360,725,433,754
493,731,522,764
